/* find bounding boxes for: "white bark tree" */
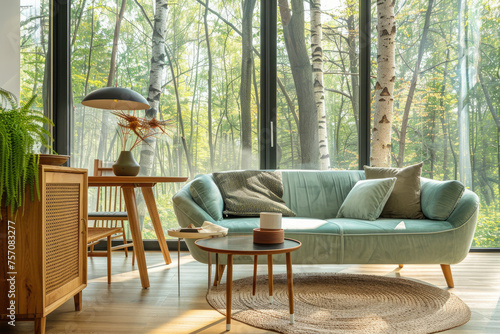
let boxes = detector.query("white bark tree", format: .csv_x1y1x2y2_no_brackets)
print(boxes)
139,0,168,176
371,0,396,167
311,0,329,170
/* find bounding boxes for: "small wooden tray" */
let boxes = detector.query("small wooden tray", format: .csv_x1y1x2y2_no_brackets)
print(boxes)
253,228,284,244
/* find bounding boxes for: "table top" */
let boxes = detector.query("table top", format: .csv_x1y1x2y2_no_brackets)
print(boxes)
167,229,225,239
195,236,301,255
88,176,188,186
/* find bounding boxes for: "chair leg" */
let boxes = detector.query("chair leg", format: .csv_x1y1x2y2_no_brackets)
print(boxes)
107,236,112,284
440,264,454,288
123,230,129,258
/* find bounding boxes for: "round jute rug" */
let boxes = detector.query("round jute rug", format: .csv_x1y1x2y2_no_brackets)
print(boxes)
206,273,470,334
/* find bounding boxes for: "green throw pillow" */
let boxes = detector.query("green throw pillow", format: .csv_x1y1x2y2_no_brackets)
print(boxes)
337,177,397,221
420,178,465,220
190,175,224,221
364,162,425,219
212,170,296,217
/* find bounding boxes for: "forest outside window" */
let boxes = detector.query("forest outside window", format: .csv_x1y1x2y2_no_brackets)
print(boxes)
16,0,499,247
372,0,499,247
276,0,360,170
70,0,261,239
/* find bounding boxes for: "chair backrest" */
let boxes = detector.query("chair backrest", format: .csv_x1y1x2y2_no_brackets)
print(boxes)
92,159,126,228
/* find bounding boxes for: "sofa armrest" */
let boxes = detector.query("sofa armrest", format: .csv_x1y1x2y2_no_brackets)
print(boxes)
446,189,479,229
172,182,216,228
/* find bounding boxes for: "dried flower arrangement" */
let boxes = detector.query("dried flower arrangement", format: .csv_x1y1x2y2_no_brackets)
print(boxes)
111,110,172,151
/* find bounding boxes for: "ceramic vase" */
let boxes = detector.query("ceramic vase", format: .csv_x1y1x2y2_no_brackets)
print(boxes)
112,151,140,176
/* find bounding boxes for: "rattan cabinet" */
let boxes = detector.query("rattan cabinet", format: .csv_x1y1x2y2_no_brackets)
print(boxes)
0,166,88,334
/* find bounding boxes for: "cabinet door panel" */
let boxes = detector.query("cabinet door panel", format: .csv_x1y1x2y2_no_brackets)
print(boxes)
43,170,87,309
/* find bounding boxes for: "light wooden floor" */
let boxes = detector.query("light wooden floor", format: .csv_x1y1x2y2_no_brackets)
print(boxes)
2,251,499,333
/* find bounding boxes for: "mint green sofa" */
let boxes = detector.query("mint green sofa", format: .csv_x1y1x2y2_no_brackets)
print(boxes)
172,170,479,287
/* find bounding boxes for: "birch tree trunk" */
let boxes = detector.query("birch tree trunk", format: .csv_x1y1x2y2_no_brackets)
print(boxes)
457,0,473,188
347,2,359,130
139,0,168,176
371,0,396,167
96,0,127,161
311,0,329,170
240,0,257,169
279,0,319,169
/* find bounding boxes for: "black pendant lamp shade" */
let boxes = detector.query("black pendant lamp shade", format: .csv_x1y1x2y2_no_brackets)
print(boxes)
81,87,150,110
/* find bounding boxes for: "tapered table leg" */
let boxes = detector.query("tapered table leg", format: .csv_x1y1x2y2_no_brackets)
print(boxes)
286,252,294,324
178,238,181,296
253,255,258,302
208,251,212,292
122,186,150,289
226,254,233,331
142,186,172,265
268,254,273,304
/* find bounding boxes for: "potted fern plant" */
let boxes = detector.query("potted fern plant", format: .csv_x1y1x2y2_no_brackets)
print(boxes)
0,88,53,217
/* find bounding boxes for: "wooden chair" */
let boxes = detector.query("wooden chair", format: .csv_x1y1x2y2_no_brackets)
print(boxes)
87,159,135,283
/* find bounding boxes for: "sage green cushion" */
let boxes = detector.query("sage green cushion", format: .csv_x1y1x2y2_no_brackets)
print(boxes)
364,162,424,219
421,178,465,220
212,170,296,217
337,178,396,221
190,175,224,221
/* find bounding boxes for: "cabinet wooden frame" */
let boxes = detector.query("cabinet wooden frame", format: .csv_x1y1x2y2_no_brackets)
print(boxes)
0,165,88,334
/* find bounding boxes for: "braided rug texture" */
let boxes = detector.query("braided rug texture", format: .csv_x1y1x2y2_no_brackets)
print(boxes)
206,273,470,334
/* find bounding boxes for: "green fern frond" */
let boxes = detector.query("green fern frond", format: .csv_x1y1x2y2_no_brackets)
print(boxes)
0,87,18,109
0,90,53,218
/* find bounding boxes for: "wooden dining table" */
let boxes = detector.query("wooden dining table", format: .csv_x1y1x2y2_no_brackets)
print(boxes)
87,176,188,288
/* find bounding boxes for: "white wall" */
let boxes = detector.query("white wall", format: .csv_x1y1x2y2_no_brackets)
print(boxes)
0,0,21,100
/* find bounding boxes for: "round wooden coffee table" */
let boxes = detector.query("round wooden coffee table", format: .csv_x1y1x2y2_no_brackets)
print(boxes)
195,236,301,331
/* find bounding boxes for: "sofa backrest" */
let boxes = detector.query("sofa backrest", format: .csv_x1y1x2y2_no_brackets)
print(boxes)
280,170,365,219
182,170,468,221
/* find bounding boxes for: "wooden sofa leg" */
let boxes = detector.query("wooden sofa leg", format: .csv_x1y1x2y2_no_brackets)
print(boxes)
440,264,454,288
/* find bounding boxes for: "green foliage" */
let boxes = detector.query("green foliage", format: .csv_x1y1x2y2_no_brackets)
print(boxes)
473,215,500,248
20,0,499,245
0,88,53,216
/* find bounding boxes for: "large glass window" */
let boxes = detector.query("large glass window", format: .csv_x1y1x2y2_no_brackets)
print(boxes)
71,0,261,238
64,0,499,247
19,0,51,126
277,0,359,170
373,0,500,247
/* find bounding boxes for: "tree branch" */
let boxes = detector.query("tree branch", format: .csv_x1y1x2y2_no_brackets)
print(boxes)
325,88,351,99
133,0,153,29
